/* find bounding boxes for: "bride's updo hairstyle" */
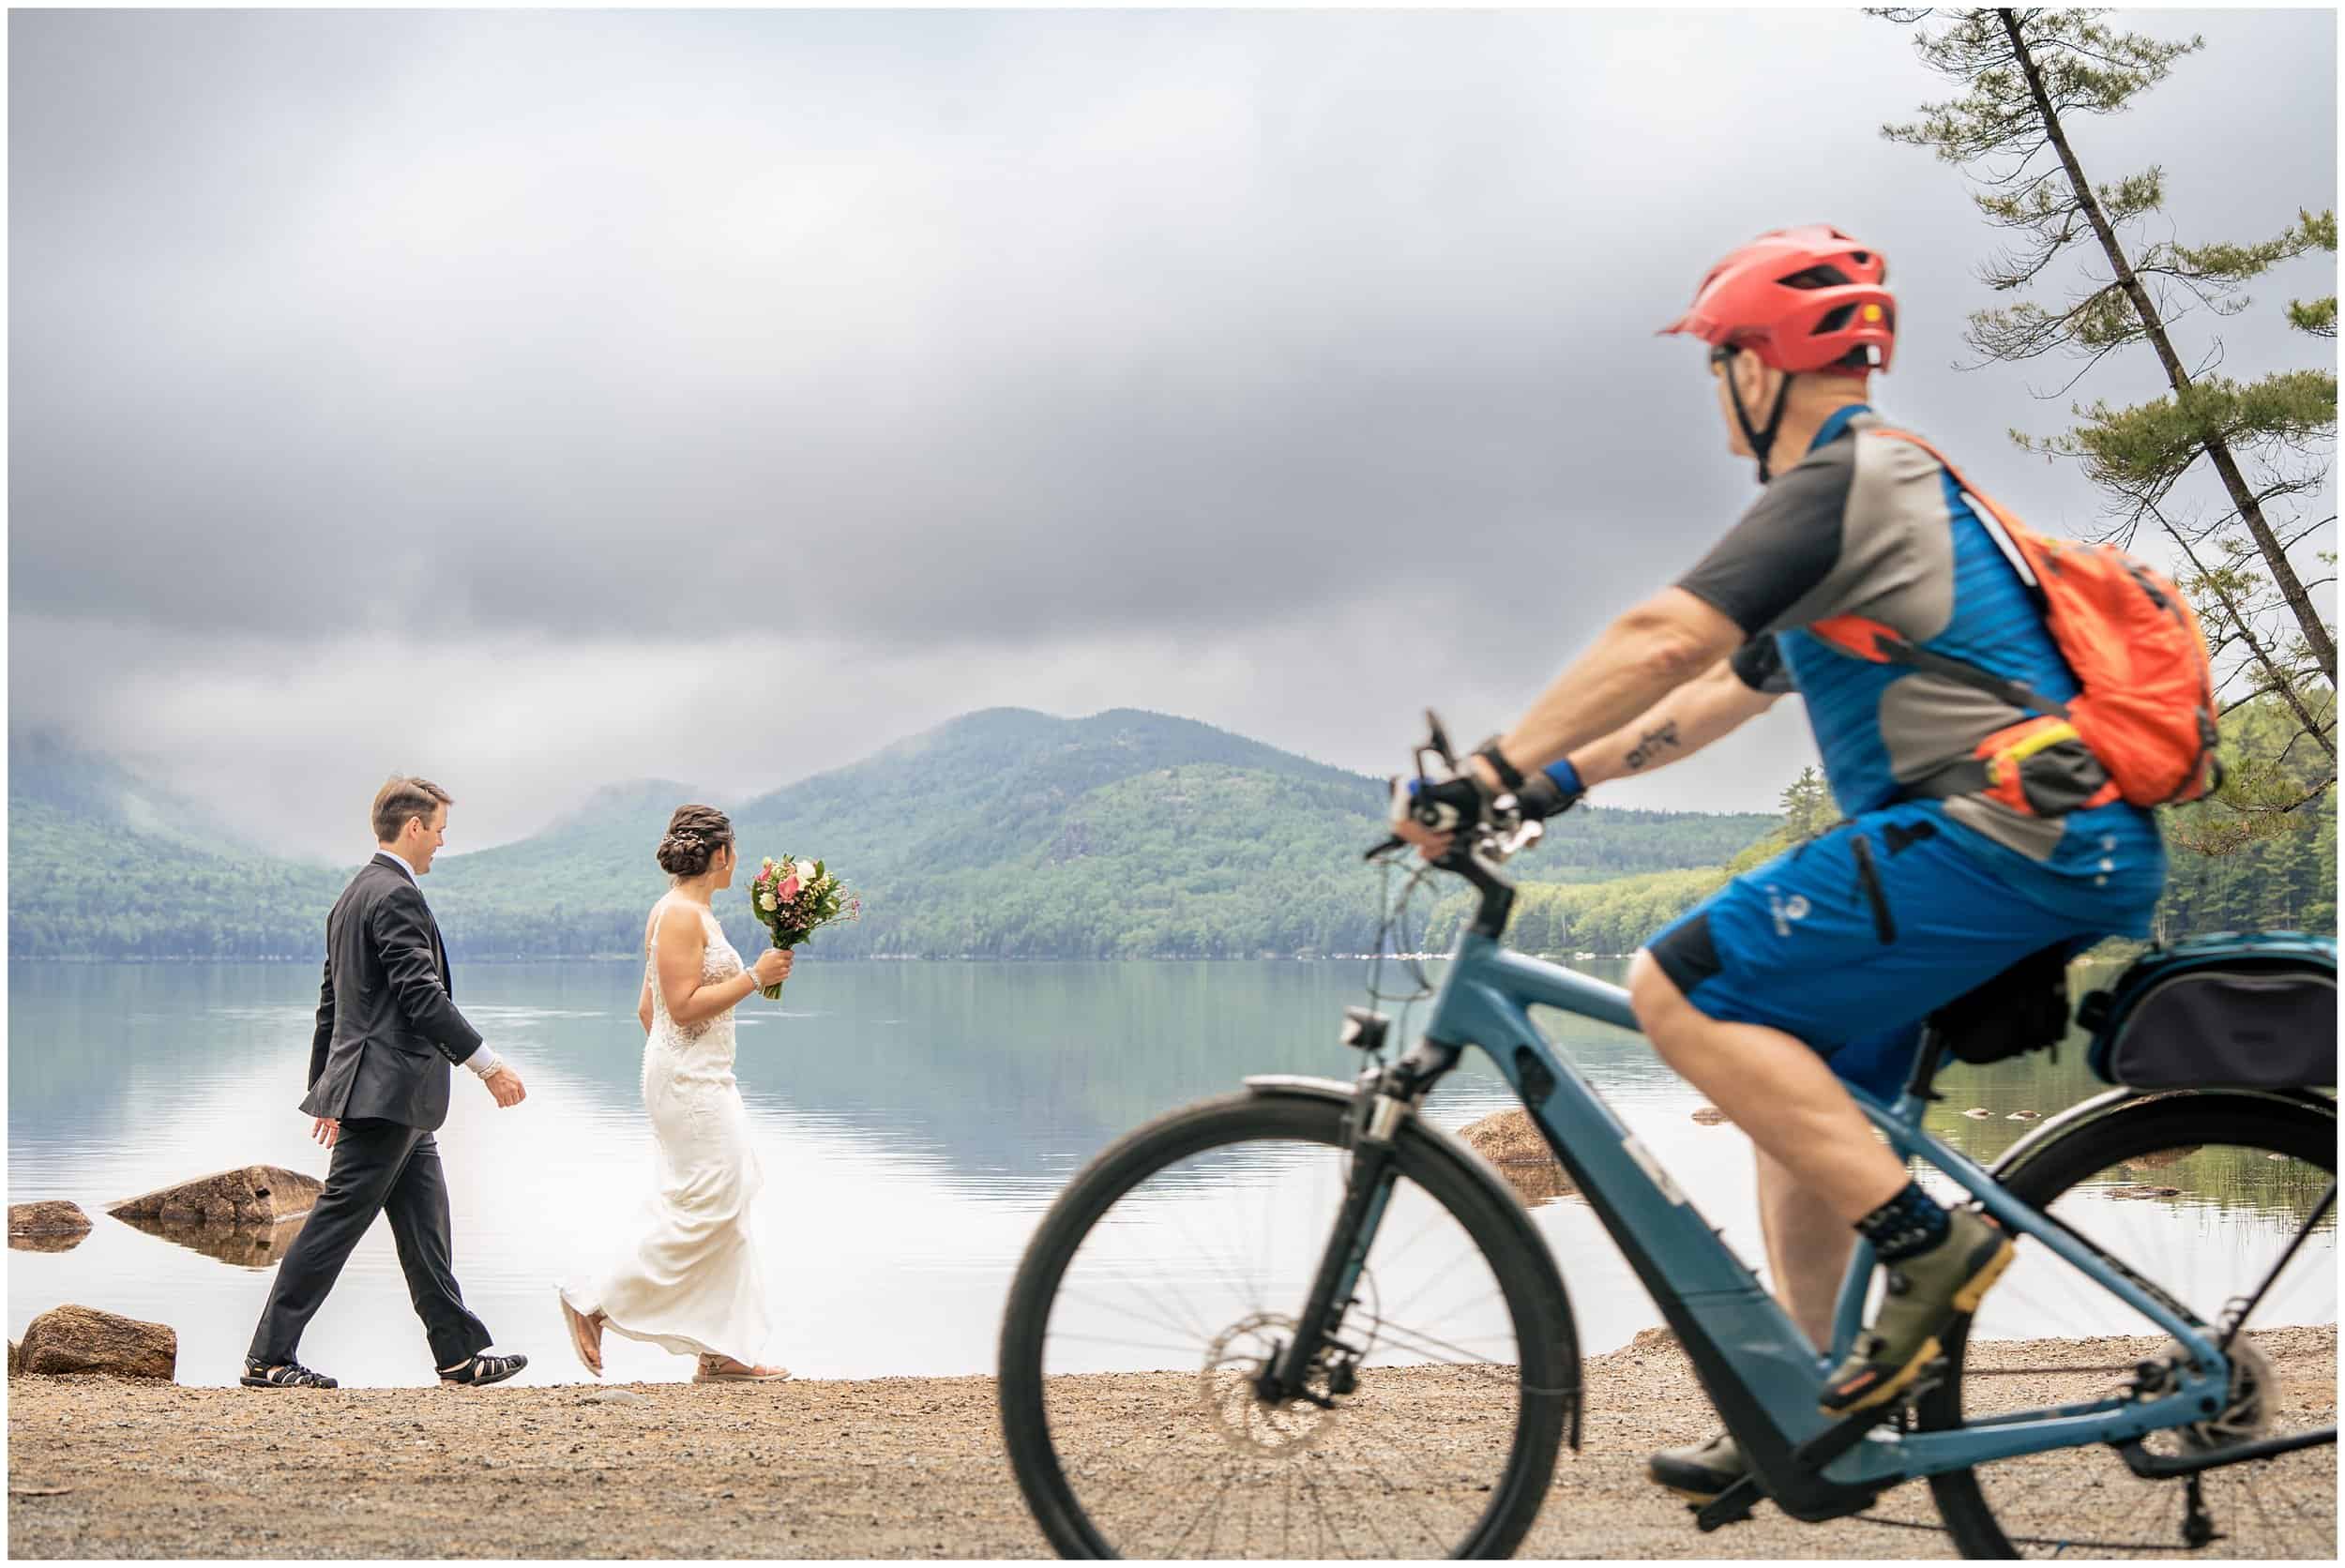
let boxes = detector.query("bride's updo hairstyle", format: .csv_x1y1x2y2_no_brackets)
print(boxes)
656,804,734,878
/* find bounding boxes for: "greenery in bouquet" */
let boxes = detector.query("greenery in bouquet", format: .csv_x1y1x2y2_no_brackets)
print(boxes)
748,854,862,999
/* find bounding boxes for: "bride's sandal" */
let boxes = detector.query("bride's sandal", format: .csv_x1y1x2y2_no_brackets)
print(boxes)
694,1353,789,1383
558,1295,605,1378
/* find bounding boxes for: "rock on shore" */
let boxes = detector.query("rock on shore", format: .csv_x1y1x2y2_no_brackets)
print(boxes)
1457,1109,1581,1206
8,1201,93,1250
16,1305,177,1380
107,1165,324,1227
1457,1108,1551,1165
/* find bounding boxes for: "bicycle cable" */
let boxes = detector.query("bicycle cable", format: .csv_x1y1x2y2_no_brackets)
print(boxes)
1363,853,1442,1065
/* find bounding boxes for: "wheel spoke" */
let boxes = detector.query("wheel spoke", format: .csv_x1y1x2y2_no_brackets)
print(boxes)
1919,1105,2336,1559
1010,1099,1561,1558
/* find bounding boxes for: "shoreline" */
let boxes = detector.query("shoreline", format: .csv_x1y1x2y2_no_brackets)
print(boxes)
8,947,2153,967
9,1325,2332,1559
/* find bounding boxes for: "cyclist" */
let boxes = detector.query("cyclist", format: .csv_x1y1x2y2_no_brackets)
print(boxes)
1394,225,2167,1505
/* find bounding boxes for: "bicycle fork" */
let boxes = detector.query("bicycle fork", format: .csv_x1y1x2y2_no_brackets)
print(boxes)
1263,1051,1451,1402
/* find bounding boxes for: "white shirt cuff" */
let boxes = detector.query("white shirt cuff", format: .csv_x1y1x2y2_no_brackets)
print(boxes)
465,1044,503,1078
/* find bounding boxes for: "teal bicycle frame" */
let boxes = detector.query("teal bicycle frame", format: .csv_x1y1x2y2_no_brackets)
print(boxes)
1397,922,2238,1522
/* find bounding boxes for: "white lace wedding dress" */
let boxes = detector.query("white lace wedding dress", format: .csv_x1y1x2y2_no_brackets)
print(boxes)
561,895,772,1364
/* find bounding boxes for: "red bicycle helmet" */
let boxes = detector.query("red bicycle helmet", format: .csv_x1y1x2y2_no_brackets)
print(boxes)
1659,225,1896,374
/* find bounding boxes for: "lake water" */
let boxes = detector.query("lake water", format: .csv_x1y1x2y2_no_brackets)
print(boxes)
8,957,2332,1388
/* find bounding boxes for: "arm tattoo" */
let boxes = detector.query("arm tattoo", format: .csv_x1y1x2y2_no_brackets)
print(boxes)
1623,720,1681,773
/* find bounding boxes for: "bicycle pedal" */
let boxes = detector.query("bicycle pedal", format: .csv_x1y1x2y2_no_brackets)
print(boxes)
1905,1356,1951,1401
1692,1476,1763,1531
1795,1355,1949,1472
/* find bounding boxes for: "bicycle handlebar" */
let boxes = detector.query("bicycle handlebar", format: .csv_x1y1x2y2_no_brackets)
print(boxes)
1365,709,1536,938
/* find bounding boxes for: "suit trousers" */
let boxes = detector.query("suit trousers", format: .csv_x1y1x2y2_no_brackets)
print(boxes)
248,1117,492,1371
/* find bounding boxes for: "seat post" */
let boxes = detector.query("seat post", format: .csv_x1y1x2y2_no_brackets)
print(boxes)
1902,1025,1949,1106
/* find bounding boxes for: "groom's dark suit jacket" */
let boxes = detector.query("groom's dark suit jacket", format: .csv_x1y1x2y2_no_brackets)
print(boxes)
300,852,485,1131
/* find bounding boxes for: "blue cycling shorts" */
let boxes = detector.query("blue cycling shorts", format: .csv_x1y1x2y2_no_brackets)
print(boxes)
1643,804,2153,1102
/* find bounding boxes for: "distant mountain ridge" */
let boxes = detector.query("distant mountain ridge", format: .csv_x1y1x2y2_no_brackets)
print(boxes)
8,710,1776,959
8,731,351,958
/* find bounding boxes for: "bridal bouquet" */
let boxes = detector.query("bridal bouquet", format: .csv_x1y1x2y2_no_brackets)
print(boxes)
748,855,862,1000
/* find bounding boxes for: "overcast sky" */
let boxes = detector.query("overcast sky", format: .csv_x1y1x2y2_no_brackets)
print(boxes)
9,7,2336,859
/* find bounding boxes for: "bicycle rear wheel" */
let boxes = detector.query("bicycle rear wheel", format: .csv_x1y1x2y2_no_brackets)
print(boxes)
1914,1093,2337,1559
997,1089,1576,1559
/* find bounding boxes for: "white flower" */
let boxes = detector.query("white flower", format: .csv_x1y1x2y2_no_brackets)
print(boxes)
794,859,816,882
759,893,778,912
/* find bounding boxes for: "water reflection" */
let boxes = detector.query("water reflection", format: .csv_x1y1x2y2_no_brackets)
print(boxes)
111,1213,311,1269
7,957,2330,1389
8,1232,86,1256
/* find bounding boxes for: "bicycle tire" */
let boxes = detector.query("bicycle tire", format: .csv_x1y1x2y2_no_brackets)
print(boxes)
1920,1092,2337,1559
997,1089,1577,1559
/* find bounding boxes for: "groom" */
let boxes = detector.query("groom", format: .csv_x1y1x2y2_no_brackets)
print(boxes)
243,776,530,1390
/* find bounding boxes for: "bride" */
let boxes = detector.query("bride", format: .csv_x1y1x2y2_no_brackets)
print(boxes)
559,804,793,1382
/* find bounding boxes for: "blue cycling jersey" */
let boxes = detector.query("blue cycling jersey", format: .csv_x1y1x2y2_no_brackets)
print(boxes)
1677,405,2164,930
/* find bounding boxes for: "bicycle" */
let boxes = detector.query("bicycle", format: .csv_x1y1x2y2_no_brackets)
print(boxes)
997,716,2337,1559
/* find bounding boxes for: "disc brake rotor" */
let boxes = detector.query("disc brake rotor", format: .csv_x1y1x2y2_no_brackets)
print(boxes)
1199,1312,1334,1457
2175,1334,2277,1452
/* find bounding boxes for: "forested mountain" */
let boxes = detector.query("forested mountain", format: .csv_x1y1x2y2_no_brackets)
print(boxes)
8,734,347,957
13,699,2328,961
427,708,1774,959
7,711,1771,959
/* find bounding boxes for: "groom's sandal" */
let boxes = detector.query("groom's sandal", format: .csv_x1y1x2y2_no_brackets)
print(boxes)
241,1358,338,1389
439,1351,528,1389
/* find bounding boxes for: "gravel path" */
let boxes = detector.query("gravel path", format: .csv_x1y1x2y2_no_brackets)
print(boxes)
8,1326,2332,1559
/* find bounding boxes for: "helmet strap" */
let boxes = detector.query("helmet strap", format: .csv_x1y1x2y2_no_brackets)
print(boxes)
1723,352,1795,483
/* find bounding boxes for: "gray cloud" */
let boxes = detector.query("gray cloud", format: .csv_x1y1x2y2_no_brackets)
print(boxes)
9,8,2335,856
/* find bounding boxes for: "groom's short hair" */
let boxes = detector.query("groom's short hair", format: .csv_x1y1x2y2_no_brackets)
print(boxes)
373,776,454,844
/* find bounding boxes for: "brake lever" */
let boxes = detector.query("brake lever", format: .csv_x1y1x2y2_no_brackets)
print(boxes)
1424,708,1457,770
1493,815,1544,861
1364,834,1407,862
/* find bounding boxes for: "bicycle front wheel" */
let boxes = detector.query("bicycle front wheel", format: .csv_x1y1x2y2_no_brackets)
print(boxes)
997,1089,1576,1559
1917,1093,2337,1559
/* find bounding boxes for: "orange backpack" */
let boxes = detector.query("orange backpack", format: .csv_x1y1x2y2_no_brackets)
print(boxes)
1808,428,2221,812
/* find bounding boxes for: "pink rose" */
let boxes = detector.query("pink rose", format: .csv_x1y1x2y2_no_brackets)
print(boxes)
777,876,800,902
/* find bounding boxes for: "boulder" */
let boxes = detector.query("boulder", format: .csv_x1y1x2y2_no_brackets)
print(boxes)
108,1165,324,1227
16,1304,176,1380
1457,1108,1551,1166
8,1201,93,1247
1492,1161,1579,1208
1460,1110,1578,1206
8,1338,19,1378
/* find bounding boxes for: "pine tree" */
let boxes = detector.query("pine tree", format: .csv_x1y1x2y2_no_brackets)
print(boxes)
1875,8,2337,834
